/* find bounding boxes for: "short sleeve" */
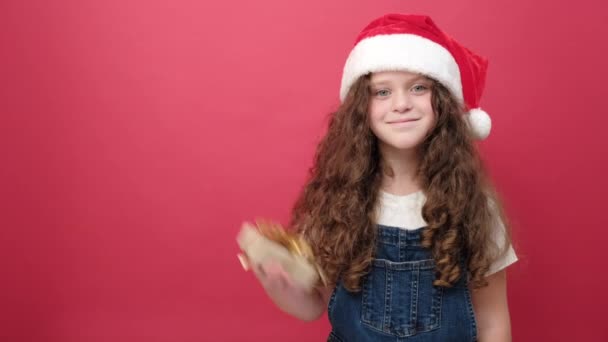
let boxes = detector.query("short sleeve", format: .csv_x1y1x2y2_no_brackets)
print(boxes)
485,202,518,276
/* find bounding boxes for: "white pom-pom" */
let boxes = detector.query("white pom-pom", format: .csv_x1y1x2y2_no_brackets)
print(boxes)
466,108,492,140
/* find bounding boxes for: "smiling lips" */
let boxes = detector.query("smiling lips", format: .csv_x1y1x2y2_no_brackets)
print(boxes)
388,118,420,124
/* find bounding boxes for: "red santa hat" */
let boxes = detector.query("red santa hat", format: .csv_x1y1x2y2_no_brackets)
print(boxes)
340,14,492,140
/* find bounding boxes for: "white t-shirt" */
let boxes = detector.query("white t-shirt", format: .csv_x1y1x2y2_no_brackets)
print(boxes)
376,190,517,276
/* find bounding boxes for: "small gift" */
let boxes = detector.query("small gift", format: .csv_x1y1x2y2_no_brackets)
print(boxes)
236,219,326,290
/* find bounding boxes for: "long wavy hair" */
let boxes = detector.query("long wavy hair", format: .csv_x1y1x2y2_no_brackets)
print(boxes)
290,74,512,292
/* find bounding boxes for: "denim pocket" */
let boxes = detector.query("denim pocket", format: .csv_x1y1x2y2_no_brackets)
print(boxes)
361,258,442,337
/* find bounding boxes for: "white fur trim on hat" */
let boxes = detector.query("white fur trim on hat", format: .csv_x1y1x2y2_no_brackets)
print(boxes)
340,34,463,102
466,108,491,140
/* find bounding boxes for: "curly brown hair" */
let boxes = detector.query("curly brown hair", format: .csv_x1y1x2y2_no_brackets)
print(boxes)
290,74,512,292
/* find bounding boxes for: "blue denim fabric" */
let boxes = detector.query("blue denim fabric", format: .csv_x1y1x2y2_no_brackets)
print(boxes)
327,225,477,342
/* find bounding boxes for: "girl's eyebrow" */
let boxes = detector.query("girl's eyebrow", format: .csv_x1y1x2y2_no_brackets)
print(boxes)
408,75,431,84
369,80,391,87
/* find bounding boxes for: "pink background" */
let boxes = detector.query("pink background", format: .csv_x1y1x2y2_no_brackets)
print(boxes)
1,0,607,341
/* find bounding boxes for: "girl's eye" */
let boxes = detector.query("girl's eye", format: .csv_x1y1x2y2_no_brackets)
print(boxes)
412,84,429,93
375,89,391,97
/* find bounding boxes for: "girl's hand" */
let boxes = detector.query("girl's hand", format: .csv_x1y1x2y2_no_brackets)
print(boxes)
242,254,311,296
236,223,327,321
236,221,320,291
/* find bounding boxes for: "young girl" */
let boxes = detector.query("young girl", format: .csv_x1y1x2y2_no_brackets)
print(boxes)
242,14,517,341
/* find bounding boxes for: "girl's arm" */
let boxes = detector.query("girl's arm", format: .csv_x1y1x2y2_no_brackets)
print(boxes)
470,269,512,342
251,259,330,321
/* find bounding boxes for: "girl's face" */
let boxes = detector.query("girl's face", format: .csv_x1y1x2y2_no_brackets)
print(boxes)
368,71,436,152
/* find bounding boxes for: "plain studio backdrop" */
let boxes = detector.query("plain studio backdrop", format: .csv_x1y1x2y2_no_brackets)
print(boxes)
1,0,607,341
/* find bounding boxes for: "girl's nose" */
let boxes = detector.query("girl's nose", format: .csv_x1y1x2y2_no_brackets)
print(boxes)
392,91,412,113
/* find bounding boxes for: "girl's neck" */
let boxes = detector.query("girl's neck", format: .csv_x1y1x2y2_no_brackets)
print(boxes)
380,144,421,196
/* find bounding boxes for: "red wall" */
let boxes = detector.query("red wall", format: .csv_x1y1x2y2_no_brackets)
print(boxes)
2,0,607,341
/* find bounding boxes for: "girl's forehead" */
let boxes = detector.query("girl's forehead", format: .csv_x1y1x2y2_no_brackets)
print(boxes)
370,70,430,83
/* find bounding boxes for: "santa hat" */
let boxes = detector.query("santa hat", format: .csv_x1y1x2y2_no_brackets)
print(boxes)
340,14,492,140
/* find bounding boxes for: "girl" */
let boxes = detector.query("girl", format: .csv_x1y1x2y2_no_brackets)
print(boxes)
243,14,517,341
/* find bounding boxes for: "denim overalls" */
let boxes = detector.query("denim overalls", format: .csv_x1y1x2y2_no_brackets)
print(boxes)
327,225,477,342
